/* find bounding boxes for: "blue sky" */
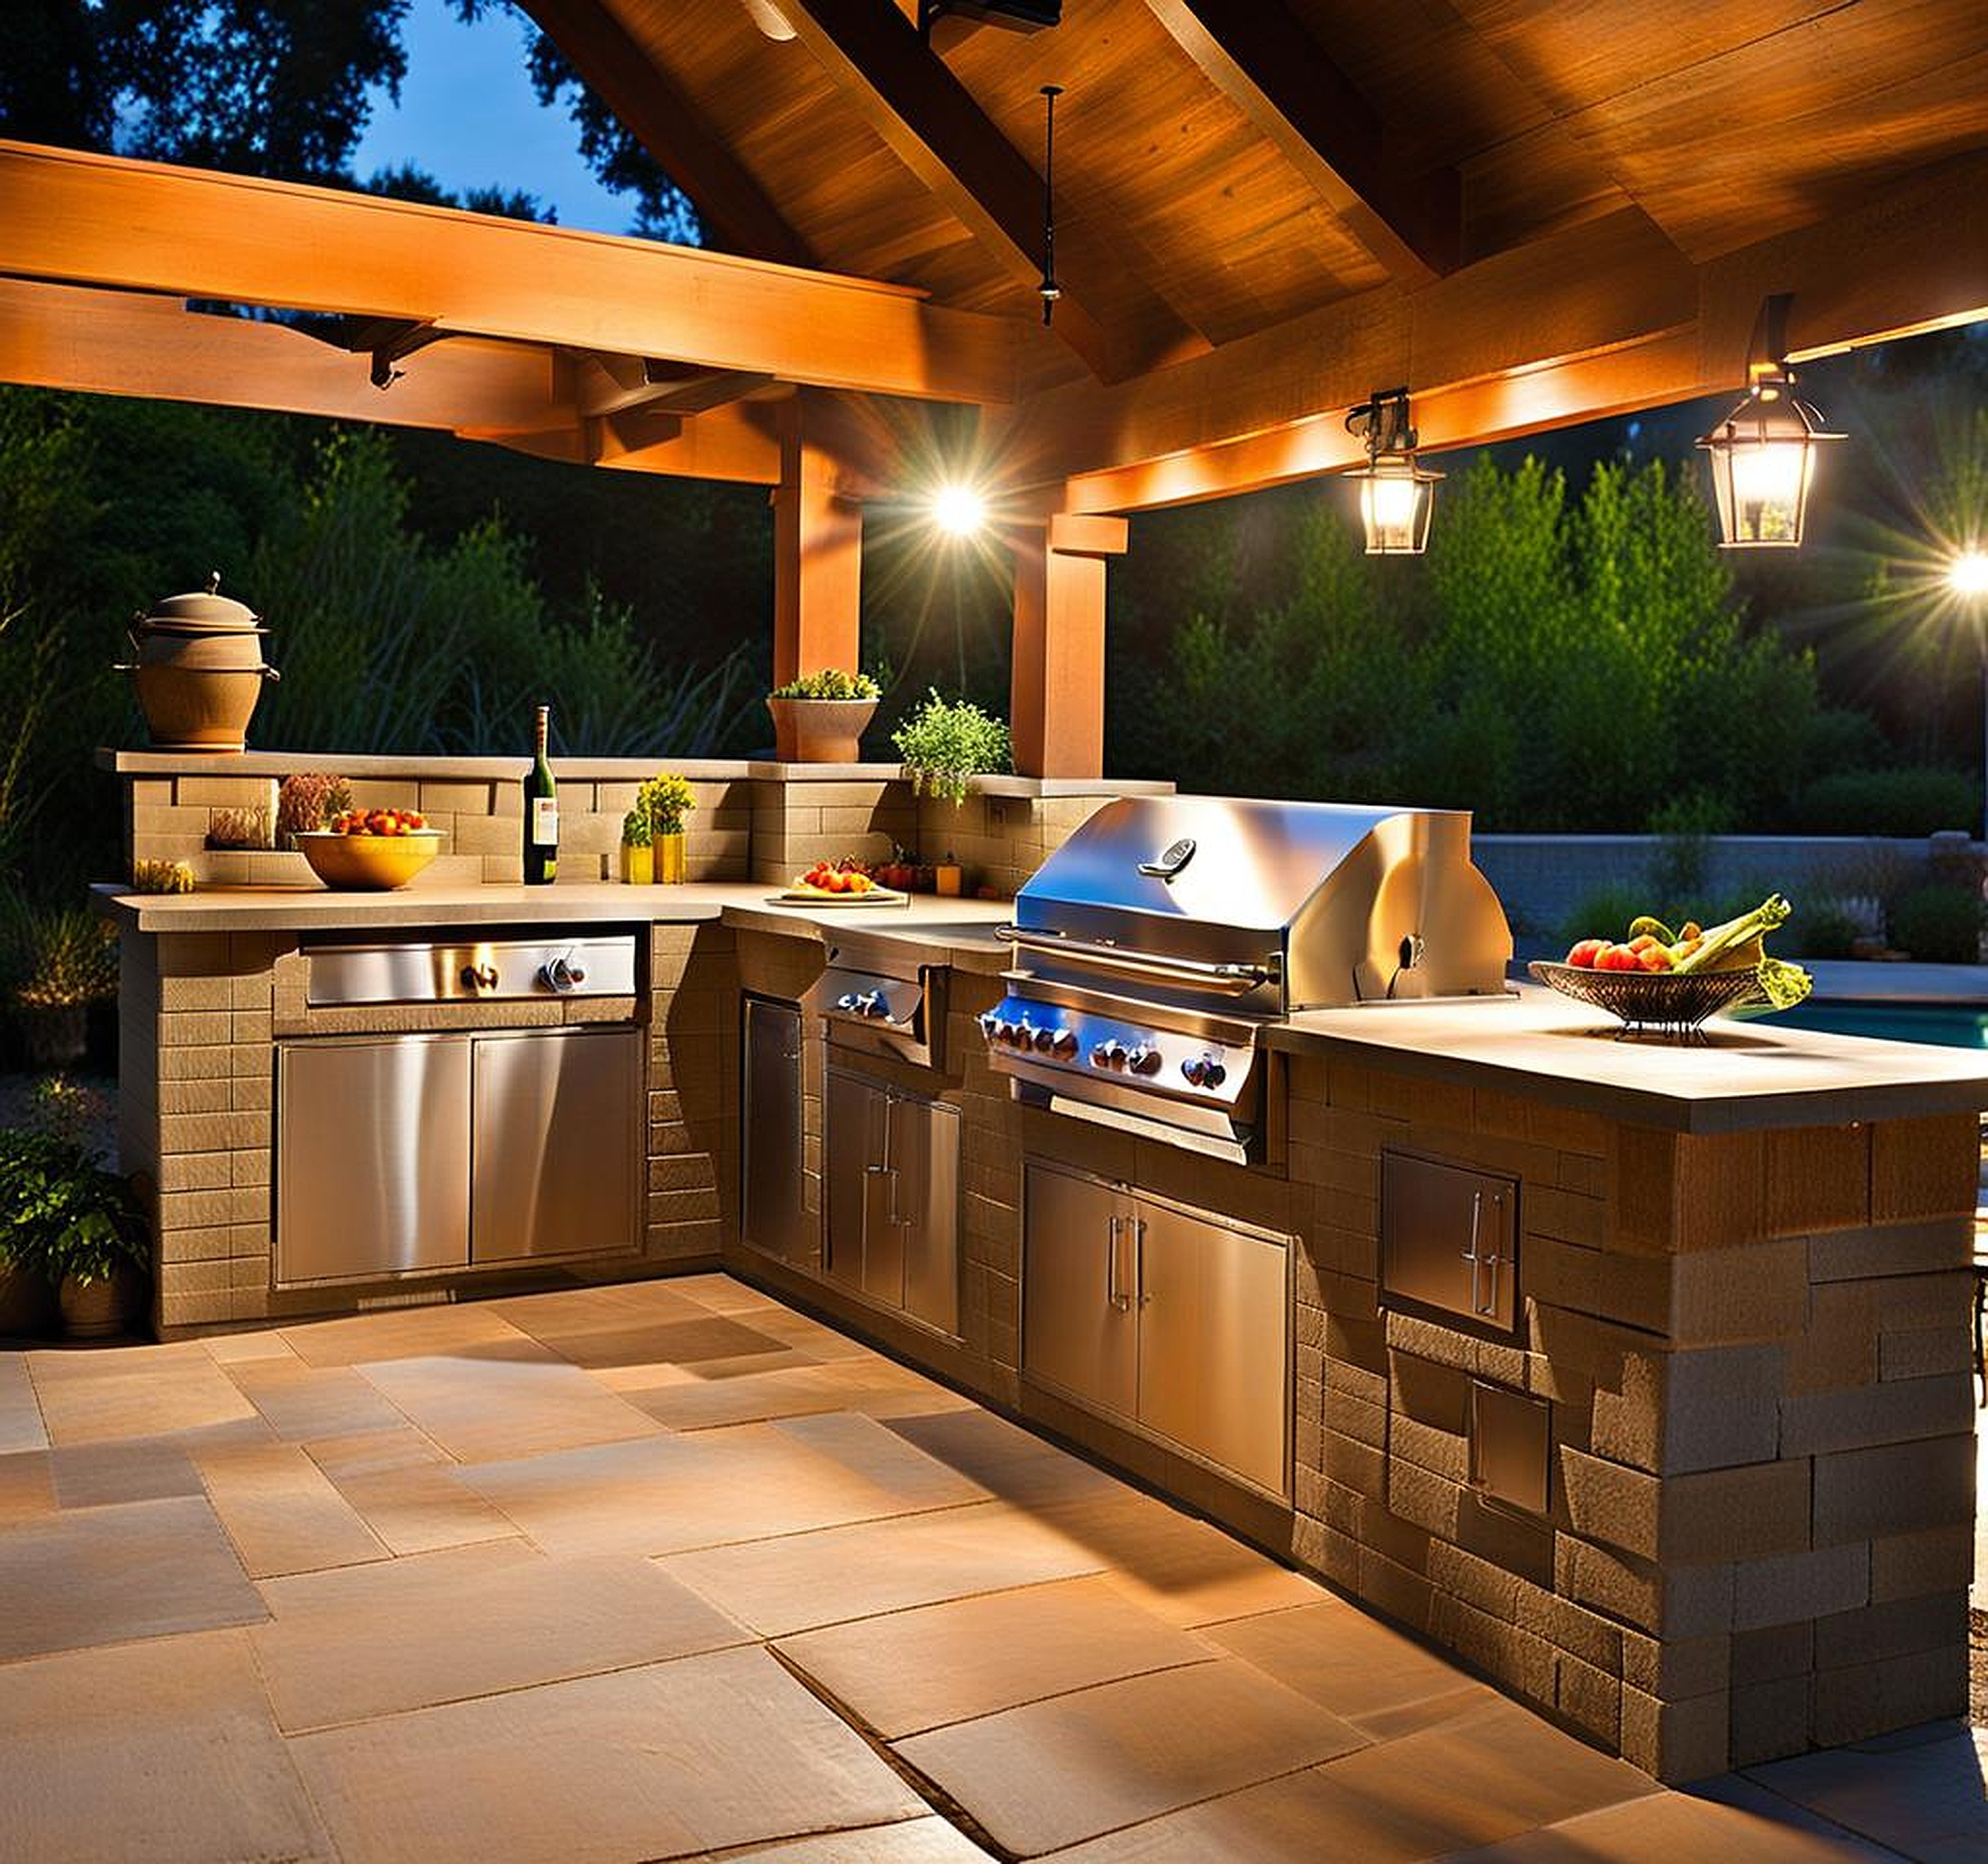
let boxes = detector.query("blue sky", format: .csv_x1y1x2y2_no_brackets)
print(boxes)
353,0,634,233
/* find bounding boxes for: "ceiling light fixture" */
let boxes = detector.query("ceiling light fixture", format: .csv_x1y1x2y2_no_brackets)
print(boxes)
1696,294,1844,549
932,483,989,538
1036,83,1062,328
1343,387,1441,555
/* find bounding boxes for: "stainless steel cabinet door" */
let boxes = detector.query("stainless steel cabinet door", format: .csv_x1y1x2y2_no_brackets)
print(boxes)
1022,1163,1136,1421
891,1093,960,1335
276,1035,472,1284
825,1067,893,1299
1136,1199,1289,1498
1380,1152,1518,1332
470,1027,640,1262
742,997,809,1263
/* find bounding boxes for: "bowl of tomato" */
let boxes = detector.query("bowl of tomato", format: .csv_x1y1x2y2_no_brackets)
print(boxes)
296,808,444,891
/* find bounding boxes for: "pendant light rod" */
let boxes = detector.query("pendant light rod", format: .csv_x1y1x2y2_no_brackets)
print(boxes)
1039,83,1062,326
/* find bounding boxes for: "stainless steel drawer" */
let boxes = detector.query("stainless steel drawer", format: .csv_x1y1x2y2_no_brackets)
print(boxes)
1380,1151,1518,1333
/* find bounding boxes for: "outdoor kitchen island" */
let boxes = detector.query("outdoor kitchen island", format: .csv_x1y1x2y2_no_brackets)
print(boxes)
101,857,1988,1788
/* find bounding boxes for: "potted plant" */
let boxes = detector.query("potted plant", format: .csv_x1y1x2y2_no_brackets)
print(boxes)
0,1128,149,1339
892,689,1012,807
620,792,655,885
276,772,352,849
767,668,881,764
5,905,120,1069
638,774,698,884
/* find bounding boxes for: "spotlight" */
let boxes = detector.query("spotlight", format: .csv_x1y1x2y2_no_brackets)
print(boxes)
932,484,988,538
1948,550,1988,599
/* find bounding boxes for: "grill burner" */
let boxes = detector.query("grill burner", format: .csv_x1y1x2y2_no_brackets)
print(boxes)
985,796,1511,1161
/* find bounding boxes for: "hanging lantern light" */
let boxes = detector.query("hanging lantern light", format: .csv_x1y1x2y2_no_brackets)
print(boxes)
1696,294,1844,549
1344,387,1441,555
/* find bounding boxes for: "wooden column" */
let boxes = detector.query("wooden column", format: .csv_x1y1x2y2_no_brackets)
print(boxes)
771,402,864,687
1008,512,1128,780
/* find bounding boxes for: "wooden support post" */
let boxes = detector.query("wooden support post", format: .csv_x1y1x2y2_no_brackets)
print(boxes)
1008,512,1128,780
772,403,865,688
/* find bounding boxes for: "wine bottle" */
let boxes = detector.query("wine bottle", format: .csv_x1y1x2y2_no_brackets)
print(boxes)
524,703,558,885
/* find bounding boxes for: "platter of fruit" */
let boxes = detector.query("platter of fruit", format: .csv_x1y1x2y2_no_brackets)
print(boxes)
1529,895,1812,1042
294,808,445,891
773,858,909,908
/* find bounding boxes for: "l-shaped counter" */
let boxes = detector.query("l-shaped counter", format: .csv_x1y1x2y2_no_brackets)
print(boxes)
99,875,1988,1785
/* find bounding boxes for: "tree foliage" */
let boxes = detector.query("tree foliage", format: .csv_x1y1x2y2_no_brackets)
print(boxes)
1113,455,1828,832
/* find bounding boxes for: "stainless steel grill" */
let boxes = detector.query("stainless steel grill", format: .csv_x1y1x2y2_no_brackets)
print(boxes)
982,796,1512,1161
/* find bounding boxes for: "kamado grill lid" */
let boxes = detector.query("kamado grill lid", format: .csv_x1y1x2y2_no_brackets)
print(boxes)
136,571,265,635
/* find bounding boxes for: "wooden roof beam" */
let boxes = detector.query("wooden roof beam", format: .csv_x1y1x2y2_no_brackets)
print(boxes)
516,0,815,267
0,275,784,484
1144,0,1460,285
0,140,1019,406
775,0,1202,381
574,355,777,419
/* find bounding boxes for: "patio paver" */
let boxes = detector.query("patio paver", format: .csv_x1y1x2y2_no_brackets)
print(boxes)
0,1272,1967,1863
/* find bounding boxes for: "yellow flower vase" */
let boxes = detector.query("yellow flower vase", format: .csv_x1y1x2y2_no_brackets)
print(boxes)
653,830,688,884
621,841,654,885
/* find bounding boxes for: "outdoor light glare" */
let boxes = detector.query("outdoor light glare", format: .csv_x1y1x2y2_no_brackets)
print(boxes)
932,483,988,538
1343,387,1441,555
1948,550,1988,599
1697,294,1843,549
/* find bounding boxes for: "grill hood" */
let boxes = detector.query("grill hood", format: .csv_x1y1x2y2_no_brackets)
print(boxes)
1010,795,1511,1012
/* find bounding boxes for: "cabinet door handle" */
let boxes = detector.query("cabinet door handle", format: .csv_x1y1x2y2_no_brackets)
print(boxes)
1461,1188,1486,1315
1107,1214,1129,1311
1134,1217,1148,1306
1481,1190,1504,1316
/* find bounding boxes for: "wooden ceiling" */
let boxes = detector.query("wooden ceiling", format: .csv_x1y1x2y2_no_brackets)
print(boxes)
562,0,1988,385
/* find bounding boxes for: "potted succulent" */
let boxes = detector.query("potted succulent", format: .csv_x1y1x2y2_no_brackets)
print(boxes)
620,791,655,885
892,689,1012,807
638,774,698,884
767,668,881,764
0,1128,149,1339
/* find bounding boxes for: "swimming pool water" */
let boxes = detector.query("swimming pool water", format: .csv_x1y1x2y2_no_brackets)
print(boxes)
1772,1002,1988,1049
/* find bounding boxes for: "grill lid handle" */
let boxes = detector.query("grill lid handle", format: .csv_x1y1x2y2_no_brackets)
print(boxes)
1136,837,1197,880
996,924,1275,993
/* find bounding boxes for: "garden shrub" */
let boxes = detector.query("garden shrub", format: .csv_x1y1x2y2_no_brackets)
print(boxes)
1888,884,1985,964
1795,767,1979,837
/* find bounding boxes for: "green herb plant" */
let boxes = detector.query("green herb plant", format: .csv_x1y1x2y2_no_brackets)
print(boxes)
9,906,119,1009
0,1130,149,1288
636,773,698,837
891,690,1013,807
770,669,881,702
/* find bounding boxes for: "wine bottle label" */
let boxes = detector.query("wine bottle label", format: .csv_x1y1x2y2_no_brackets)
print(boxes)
531,798,559,846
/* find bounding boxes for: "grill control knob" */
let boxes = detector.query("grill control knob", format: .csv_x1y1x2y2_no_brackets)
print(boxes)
1032,1025,1059,1052
462,962,500,993
840,992,863,1013
979,1012,1001,1041
540,955,579,994
1182,1054,1226,1089
1050,1028,1079,1057
1127,1045,1163,1076
1091,1040,1127,1070
860,991,890,1019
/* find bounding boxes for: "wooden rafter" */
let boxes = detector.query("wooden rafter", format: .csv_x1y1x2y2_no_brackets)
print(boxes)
0,140,1019,406
516,0,815,267
574,356,776,420
0,276,784,484
775,0,1201,381
1143,0,1460,285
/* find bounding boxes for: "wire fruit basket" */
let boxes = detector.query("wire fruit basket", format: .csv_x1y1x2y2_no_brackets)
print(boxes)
1528,961,1763,1043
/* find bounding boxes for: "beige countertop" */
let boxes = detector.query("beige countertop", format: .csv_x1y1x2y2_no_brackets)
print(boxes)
92,882,1016,971
95,884,1988,1129
1269,989,1988,1133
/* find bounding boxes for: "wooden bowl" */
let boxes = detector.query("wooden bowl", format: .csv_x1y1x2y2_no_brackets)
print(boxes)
295,830,443,891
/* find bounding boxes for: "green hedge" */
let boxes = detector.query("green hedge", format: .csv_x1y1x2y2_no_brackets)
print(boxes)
1795,768,1979,837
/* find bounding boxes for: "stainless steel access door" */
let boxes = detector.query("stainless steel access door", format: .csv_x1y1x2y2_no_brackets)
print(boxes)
1135,1197,1290,1498
825,1067,901,1307
470,1027,641,1264
891,1092,960,1335
742,996,809,1263
1022,1162,1138,1422
1380,1151,1519,1333
276,1034,472,1284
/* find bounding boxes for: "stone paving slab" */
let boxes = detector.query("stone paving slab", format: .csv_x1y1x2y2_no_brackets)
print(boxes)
0,1272,1966,1864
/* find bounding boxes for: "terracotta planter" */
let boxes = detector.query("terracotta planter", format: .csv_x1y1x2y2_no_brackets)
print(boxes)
653,831,688,884
621,841,655,885
58,1265,146,1340
14,1003,87,1068
0,1262,58,1338
115,572,280,753
767,695,877,764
